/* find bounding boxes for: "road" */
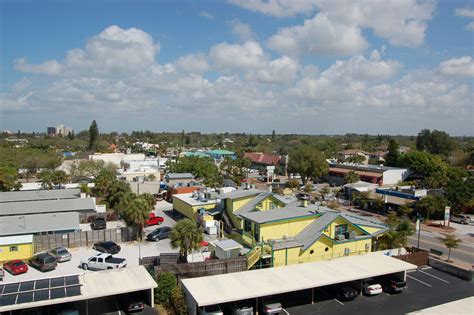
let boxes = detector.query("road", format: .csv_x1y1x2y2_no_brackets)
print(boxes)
408,231,474,266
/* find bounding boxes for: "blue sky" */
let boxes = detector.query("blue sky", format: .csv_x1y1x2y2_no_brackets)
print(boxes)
1,0,473,135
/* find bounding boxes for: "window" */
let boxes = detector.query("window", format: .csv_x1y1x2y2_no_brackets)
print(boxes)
270,202,277,210
244,220,252,232
254,226,260,242
310,250,314,254
9,246,18,252
344,248,351,256
323,227,329,234
335,224,348,237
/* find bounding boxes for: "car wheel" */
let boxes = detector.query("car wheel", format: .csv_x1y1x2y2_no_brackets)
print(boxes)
461,220,465,224
82,263,88,270
107,267,113,270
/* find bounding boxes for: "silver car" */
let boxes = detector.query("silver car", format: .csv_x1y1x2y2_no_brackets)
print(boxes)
450,214,471,225
48,247,72,262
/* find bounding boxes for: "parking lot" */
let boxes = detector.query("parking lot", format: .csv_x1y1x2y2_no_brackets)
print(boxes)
283,268,474,315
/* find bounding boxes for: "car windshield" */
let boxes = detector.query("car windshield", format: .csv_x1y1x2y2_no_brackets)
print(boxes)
44,257,55,263
13,262,24,267
57,249,68,255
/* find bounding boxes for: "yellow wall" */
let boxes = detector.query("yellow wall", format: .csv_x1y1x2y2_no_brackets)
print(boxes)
227,196,256,214
172,197,216,220
254,196,286,212
358,225,382,234
259,216,315,242
0,243,34,262
325,217,366,238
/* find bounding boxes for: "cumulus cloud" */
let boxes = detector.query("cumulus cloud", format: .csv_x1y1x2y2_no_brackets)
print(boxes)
14,58,63,75
228,0,318,17
268,14,368,56
439,56,474,77
209,41,268,70
455,7,474,18
175,54,210,73
229,19,255,41
246,56,300,84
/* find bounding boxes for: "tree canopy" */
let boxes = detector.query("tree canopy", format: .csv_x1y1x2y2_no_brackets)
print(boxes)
385,139,400,166
416,129,455,156
170,219,203,263
288,144,329,184
167,156,222,186
88,120,99,150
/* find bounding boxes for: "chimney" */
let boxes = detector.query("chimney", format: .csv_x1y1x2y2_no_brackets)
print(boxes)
300,195,308,207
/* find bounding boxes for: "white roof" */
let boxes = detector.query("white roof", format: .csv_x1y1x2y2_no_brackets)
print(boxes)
215,239,243,251
0,266,157,312
181,252,417,307
0,234,33,246
173,193,219,206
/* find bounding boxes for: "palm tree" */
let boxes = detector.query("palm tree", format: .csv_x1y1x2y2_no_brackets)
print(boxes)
344,171,360,183
438,233,462,262
396,219,414,248
170,219,203,263
378,230,400,250
119,196,149,240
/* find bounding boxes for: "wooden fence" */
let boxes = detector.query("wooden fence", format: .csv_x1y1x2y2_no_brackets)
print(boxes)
393,248,429,266
33,227,135,252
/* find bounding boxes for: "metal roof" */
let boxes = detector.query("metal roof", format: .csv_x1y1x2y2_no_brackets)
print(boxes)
239,203,324,224
234,193,282,216
0,212,80,236
172,193,219,206
214,239,243,251
166,173,194,179
220,189,264,200
295,212,339,251
0,266,157,312
0,189,81,203
0,235,34,246
0,198,96,216
181,252,417,307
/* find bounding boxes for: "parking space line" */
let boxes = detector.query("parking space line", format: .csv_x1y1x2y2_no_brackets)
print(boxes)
417,269,450,283
282,308,290,315
407,275,432,287
333,299,344,306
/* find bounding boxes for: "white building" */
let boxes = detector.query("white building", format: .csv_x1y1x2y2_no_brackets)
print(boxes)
89,153,146,167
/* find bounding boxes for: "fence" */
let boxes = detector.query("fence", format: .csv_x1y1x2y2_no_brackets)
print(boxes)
153,255,247,279
33,227,135,252
393,248,429,266
428,257,473,282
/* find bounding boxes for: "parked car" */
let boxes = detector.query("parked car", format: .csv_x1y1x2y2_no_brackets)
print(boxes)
0,267,4,281
260,297,282,314
4,259,28,275
120,292,145,313
223,301,254,315
53,302,80,315
329,284,358,301
91,217,107,230
29,253,58,272
48,247,72,262
146,226,172,241
450,214,471,225
81,253,127,270
145,213,164,227
351,278,383,296
376,275,407,294
93,241,121,254
199,305,223,315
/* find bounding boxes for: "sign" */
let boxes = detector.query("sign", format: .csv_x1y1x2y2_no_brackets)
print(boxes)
444,206,451,226
415,218,420,232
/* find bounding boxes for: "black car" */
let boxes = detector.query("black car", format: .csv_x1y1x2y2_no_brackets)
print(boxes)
376,275,407,294
329,284,359,301
147,226,172,241
29,253,58,272
119,292,145,313
91,217,107,230
93,241,121,254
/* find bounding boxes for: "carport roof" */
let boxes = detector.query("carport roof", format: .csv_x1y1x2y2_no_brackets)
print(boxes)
181,252,417,307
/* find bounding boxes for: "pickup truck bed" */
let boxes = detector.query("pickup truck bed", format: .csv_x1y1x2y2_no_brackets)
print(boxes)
108,257,126,264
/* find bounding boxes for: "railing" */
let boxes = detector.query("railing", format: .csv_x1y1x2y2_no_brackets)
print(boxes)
246,246,262,269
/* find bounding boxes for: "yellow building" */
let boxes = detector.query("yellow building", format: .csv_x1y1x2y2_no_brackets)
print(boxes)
238,201,387,268
172,192,220,220
0,235,34,262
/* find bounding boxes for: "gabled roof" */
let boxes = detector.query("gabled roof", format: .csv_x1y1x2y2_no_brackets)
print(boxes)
244,152,281,165
220,189,263,200
234,192,290,216
0,189,81,203
296,212,339,251
239,203,323,224
166,173,194,180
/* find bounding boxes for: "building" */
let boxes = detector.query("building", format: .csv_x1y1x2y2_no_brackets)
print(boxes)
326,163,411,186
205,149,235,162
165,173,195,185
343,181,378,199
172,191,220,220
47,124,73,137
244,152,282,166
338,149,370,164
0,235,34,261
89,153,146,167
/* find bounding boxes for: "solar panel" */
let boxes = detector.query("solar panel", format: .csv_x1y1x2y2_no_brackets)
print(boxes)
34,289,49,302
50,287,66,299
19,281,35,292
0,293,17,306
65,285,81,297
4,283,19,294
51,277,65,288
0,285,4,294
35,279,49,289
17,292,34,304
65,275,80,285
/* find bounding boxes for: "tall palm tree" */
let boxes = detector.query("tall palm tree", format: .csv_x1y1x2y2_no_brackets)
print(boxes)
120,196,149,240
170,219,203,263
396,219,414,248
378,230,400,250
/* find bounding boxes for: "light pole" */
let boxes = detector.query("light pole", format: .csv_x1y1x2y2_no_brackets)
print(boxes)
416,214,422,251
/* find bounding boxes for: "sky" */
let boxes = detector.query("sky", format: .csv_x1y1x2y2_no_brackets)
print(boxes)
0,0,473,135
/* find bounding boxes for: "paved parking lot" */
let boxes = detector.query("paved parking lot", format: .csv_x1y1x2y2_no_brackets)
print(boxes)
284,268,474,315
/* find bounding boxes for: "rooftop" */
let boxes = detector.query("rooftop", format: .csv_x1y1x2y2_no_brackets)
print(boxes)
172,193,220,207
0,198,96,216
166,173,194,180
239,203,327,224
220,189,264,200
0,189,81,203
206,149,235,155
0,234,34,246
214,239,243,251
0,212,80,236
234,192,290,216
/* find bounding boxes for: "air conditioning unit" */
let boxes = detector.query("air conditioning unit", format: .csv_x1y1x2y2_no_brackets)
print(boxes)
335,234,346,241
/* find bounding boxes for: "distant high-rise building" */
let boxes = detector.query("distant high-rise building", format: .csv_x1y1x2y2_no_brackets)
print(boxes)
47,127,56,136
47,125,73,137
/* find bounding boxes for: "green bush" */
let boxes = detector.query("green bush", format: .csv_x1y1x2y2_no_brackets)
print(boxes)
155,272,177,307
170,286,187,315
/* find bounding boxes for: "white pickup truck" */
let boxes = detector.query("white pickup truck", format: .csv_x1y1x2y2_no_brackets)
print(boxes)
81,253,127,270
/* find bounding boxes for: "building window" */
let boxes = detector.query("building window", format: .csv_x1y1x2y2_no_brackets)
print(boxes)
244,220,252,232
323,227,329,234
325,247,329,252
310,250,314,254
254,226,260,242
335,224,348,237
9,246,18,252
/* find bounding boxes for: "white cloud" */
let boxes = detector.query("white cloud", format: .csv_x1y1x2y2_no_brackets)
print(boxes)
229,19,254,41
14,58,63,75
175,54,210,73
209,41,268,70
228,0,318,17
268,14,368,56
199,10,215,19
455,7,474,18
465,22,474,31
247,56,300,84
439,56,474,77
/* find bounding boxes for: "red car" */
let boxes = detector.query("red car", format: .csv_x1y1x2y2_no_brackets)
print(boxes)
145,213,164,227
4,259,28,275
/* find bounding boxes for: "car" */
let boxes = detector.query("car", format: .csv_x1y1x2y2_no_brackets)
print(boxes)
29,253,58,272
91,217,107,230
0,267,4,281
4,259,28,275
450,214,471,225
145,213,164,227
376,275,407,294
53,302,80,315
81,253,127,270
119,292,145,313
260,297,282,314
199,305,223,315
329,284,359,301
48,247,72,262
146,226,172,241
93,241,121,254
222,300,254,315
351,278,383,296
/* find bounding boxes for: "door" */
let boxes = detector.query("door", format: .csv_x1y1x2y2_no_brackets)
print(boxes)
89,257,99,269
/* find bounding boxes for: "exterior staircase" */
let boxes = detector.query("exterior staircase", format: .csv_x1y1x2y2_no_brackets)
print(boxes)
246,246,262,269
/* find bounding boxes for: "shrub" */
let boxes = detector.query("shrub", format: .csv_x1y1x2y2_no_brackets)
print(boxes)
170,286,187,315
155,272,177,307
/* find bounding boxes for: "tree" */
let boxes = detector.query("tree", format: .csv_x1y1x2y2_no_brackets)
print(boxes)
416,195,448,221
344,171,360,183
67,131,75,140
167,156,222,186
170,219,203,263
71,160,117,180
385,139,400,166
37,170,69,189
398,151,447,179
286,179,300,189
346,155,366,164
438,234,462,262
319,187,331,201
94,169,117,197
416,129,432,152
271,130,276,142
288,145,329,184
416,129,454,156
170,286,187,315
147,173,156,181
155,272,177,307
0,167,21,191
119,195,149,240
88,120,99,150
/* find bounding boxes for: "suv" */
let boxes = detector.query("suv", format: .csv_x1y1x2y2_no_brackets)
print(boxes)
93,241,121,254
29,253,57,272
376,275,407,294
91,217,107,230
146,226,172,241
450,214,471,225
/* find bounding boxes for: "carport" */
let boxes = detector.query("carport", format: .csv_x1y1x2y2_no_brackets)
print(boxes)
0,266,157,314
181,252,417,314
